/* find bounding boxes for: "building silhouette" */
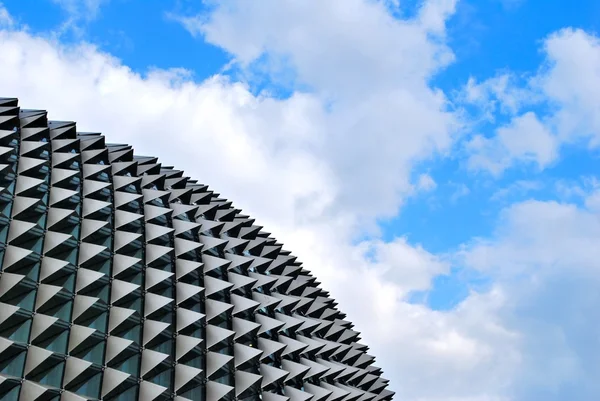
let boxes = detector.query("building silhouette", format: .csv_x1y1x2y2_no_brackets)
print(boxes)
0,97,393,401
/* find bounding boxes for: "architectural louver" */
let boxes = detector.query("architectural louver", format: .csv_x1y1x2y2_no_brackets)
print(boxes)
0,97,394,401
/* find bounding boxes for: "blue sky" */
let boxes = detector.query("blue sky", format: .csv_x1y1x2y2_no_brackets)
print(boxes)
2,0,600,399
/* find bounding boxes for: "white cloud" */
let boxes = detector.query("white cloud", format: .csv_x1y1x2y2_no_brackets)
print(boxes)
0,2,13,28
466,112,558,175
417,173,438,192
462,28,600,175
450,182,471,203
174,0,461,221
490,180,544,202
52,0,106,20
458,199,600,400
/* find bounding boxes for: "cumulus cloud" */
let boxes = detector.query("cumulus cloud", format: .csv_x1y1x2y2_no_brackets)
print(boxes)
466,112,558,175
173,0,461,221
461,28,600,175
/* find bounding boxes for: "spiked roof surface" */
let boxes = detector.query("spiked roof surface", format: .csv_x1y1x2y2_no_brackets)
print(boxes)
0,97,393,401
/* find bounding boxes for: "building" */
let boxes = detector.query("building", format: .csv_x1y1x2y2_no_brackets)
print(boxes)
0,97,394,401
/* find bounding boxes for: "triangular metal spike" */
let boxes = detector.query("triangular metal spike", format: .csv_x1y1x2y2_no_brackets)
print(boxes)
2,245,33,270
101,367,131,398
233,343,263,368
234,370,262,397
114,191,143,209
145,244,174,264
112,254,141,276
230,293,260,316
255,314,285,335
143,319,172,346
114,231,143,251
176,335,203,361
144,204,172,221
170,203,199,219
335,383,365,401
0,272,25,298
258,338,287,361
81,163,110,178
260,364,289,389
296,335,326,356
108,306,136,333
30,313,59,341
82,198,112,217
113,175,142,191
68,324,96,353
205,299,234,321
24,346,54,376
77,242,108,265
203,275,234,296
176,282,204,304
249,272,278,291
35,284,63,310
206,381,234,401
202,254,231,274
20,380,52,401
199,235,228,252
172,219,202,236
140,349,169,377
281,359,311,382
63,356,92,386
39,256,70,281
110,279,140,303
205,324,236,349
145,222,175,242
75,268,105,293
114,209,144,229
175,237,203,256
320,382,351,401
252,292,282,310
18,156,46,174
232,317,261,340
139,381,168,401
144,293,174,317
105,336,134,363
303,383,334,401
176,259,203,279
227,272,258,292
80,219,109,240
7,220,37,243
82,179,111,197
175,363,203,392
300,358,330,380
176,308,205,332
46,207,77,229
206,351,234,378
316,358,346,380
15,176,45,195
279,335,309,356
11,196,43,218
275,312,305,332
262,392,290,401
0,303,20,325
145,267,174,289
43,231,73,254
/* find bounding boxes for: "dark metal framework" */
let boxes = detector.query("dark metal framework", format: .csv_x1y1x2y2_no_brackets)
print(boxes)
0,98,394,401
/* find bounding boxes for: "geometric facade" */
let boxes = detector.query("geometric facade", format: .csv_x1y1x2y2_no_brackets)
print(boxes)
0,97,394,401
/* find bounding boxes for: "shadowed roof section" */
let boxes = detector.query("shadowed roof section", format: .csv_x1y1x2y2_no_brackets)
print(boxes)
0,97,394,401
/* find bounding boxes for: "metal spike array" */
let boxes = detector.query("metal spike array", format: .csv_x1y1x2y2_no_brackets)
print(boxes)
0,98,394,401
